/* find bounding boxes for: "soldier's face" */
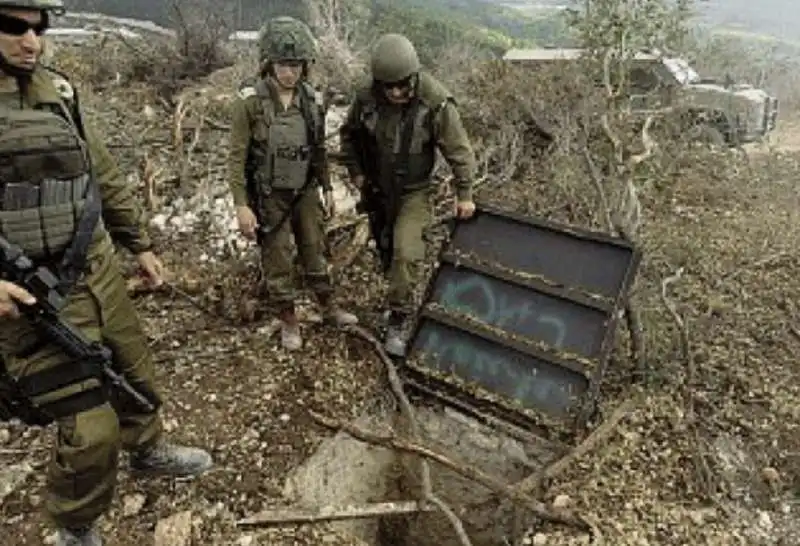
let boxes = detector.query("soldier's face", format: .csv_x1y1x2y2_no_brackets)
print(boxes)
382,77,413,104
273,60,303,89
0,8,45,72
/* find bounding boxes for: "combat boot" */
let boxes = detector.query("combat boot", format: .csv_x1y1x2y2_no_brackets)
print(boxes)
318,294,359,327
129,441,213,477
55,525,102,546
385,311,409,357
325,306,359,327
278,305,302,350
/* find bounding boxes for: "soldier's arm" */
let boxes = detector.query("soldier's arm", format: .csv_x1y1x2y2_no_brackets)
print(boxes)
85,123,153,254
227,94,253,207
433,100,477,202
338,99,364,179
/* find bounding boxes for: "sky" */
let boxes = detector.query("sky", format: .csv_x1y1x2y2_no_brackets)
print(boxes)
496,0,800,43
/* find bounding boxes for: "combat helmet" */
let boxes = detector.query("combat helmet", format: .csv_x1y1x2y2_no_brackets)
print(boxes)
370,33,421,82
0,0,65,14
257,16,318,64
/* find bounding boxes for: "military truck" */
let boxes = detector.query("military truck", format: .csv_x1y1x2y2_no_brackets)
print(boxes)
502,48,779,147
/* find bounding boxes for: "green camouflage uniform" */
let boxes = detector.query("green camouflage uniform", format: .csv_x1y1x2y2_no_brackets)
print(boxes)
0,65,163,529
228,16,357,352
228,77,333,306
339,34,476,349
0,4,212,542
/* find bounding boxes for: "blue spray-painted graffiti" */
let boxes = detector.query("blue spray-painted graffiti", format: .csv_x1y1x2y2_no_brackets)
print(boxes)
437,272,568,349
415,322,587,416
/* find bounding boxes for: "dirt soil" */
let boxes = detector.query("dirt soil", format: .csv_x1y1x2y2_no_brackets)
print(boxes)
0,48,799,545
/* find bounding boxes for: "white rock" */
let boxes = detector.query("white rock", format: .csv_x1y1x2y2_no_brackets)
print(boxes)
122,493,147,517
551,494,572,510
0,462,33,505
154,510,193,546
532,533,548,546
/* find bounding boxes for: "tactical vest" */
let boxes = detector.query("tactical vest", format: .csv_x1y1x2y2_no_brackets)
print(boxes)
356,74,451,193
0,70,112,426
0,74,100,291
245,80,325,193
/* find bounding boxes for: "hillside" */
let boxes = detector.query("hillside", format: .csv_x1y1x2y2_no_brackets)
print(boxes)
0,2,798,546
62,0,573,55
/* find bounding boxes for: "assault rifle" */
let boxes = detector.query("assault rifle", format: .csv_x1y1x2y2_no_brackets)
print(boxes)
0,235,158,416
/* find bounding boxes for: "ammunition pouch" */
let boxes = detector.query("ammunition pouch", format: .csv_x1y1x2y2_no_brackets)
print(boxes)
274,144,311,161
1,347,109,425
0,373,50,426
0,347,163,425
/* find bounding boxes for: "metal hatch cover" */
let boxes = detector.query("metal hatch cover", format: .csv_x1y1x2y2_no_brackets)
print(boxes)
403,202,641,431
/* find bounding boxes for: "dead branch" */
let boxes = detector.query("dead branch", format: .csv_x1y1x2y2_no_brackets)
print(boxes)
343,324,473,546
0,446,47,455
660,267,694,416
510,392,641,497
172,97,188,151
140,151,165,210
182,110,206,183
310,410,592,533
237,501,433,526
327,217,369,272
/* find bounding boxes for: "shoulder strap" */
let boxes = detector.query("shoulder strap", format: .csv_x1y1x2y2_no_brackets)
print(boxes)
38,66,100,294
298,81,325,145
428,97,452,142
394,98,424,189
41,65,87,141
254,79,275,129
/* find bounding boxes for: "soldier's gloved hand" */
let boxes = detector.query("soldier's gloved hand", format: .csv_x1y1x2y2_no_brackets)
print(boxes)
0,280,36,320
455,200,476,220
236,205,259,240
323,189,336,219
136,251,166,288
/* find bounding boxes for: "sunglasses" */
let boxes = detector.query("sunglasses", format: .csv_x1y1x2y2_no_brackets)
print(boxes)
381,76,413,91
0,13,48,37
275,59,304,68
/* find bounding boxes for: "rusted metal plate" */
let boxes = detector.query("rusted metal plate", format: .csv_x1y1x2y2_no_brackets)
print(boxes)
447,203,636,299
408,312,589,418
428,256,611,360
404,202,641,431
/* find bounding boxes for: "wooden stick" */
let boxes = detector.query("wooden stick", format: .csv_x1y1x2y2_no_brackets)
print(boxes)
510,394,639,496
237,501,432,527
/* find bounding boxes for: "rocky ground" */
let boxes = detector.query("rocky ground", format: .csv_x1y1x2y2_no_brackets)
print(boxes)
0,38,798,546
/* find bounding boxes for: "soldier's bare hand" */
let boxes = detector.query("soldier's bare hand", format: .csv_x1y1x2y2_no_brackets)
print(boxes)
136,251,166,288
455,200,476,220
323,190,336,219
0,280,36,320
236,206,259,240
351,174,365,189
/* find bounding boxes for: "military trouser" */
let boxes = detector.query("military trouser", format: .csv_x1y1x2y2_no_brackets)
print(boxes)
0,248,162,529
387,188,432,316
259,188,333,308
